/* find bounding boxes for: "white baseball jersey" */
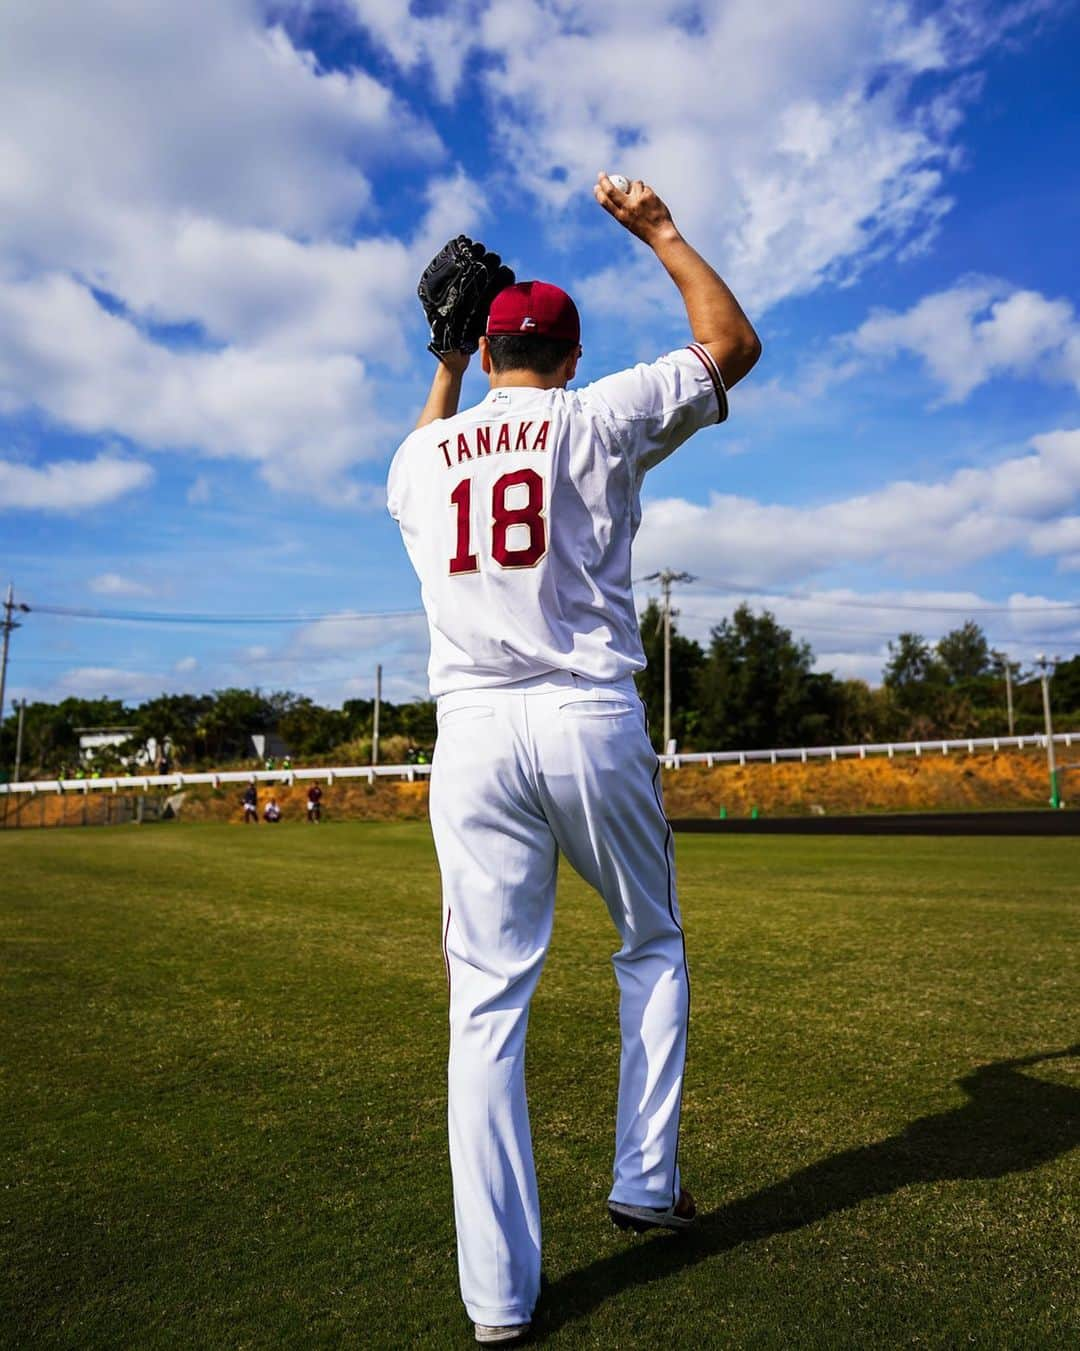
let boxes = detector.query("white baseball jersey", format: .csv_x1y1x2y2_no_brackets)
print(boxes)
387,345,727,696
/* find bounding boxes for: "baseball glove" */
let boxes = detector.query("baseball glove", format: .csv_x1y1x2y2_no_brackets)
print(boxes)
418,235,515,360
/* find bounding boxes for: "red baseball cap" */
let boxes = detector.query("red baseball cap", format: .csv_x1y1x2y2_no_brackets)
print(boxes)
486,281,580,344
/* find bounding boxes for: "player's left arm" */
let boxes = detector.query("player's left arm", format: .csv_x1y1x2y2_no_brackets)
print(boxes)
415,351,470,429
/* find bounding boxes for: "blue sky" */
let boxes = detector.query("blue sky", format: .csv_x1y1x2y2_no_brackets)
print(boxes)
2,0,1078,709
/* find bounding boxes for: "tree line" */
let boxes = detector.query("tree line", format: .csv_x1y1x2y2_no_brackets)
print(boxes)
2,607,1077,777
635,603,1080,751
0,688,437,780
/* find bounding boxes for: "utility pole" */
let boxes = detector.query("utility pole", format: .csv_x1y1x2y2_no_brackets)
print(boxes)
1035,654,1060,809
993,648,1016,736
14,699,26,784
1004,659,1015,737
1,584,31,740
372,663,382,767
643,569,694,754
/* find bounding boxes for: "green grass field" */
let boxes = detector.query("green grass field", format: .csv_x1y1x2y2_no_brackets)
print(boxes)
3,822,1078,1349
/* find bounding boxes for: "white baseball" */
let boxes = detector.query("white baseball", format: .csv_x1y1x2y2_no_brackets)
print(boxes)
608,173,630,193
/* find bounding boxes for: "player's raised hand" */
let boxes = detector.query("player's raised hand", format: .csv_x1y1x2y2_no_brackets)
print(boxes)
594,171,679,247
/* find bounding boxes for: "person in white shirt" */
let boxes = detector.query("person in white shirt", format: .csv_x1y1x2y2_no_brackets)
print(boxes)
387,173,761,1345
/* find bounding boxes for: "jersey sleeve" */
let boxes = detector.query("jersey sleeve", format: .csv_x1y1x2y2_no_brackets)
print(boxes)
580,345,728,473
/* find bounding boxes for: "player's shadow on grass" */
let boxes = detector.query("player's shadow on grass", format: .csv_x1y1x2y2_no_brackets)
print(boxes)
536,1046,1080,1337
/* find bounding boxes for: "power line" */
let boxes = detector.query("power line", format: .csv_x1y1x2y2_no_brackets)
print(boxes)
26,589,1080,627
11,654,432,671
26,604,426,627
635,576,1080,616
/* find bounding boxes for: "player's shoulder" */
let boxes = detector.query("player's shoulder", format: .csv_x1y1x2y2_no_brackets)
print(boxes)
578,346,724,422
579,347,691,397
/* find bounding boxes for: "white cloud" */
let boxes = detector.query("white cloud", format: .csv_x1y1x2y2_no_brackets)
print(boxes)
0,2,490,501
338,0,1052,316
57,667,164,699
64,165,483,364
217,610,437,705
90,573,153,598
291,610,428,657
0,454,152,512
0,0,1060,519
337,0,478,102
174,656,199,674
0,166,487,498
0,2,479,366
0,271,382,499
492,0,959,312
635,428,1080,583
0,0,438,260
645,581,1080,685
849,279,1080,401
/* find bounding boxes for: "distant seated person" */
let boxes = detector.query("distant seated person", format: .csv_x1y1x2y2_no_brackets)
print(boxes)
265,755,276,772
242,783,258,823
281,755,292,771
307,783,323,822
264,796,282,823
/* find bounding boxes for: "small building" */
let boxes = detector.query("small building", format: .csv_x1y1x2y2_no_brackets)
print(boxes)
76,727,160,767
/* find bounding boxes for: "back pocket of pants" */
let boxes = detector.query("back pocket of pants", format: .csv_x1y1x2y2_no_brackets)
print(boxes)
558,699,636,718
438,705,495,727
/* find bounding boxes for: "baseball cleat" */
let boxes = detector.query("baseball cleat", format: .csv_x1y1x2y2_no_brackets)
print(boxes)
608,1187,697,1233
474,1322,530,1344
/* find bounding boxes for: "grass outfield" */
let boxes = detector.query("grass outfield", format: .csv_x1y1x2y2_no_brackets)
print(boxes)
3,823,1078,1349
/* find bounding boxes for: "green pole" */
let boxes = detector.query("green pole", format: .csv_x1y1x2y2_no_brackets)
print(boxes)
1037,657,1060,809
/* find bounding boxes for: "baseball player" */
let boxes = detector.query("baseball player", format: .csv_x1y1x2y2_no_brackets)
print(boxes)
388,173,760,1344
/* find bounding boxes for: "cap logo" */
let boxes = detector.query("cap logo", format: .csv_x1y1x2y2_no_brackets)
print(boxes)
520,317,537,331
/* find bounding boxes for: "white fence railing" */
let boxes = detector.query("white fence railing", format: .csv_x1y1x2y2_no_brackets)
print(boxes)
0,764,433,796
658,730,1077,770
1,730,1076,797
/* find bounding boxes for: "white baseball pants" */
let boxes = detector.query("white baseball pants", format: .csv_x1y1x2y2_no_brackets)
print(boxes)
429,671,689,1327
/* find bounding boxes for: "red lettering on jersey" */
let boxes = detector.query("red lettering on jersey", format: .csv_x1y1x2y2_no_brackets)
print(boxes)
532,420,549,451
439,439,451,468
476,425,491,456
456,432,472,463
496,423,511,453
515,421,533,451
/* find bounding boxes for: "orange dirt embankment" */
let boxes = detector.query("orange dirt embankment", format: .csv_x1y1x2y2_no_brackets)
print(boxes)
2,747,1068,829
659,747,1062,817
0,779,431,829
178,780,432,824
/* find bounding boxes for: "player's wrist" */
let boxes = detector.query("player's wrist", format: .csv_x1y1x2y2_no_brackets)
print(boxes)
439,351,471,377
644,221,683,250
